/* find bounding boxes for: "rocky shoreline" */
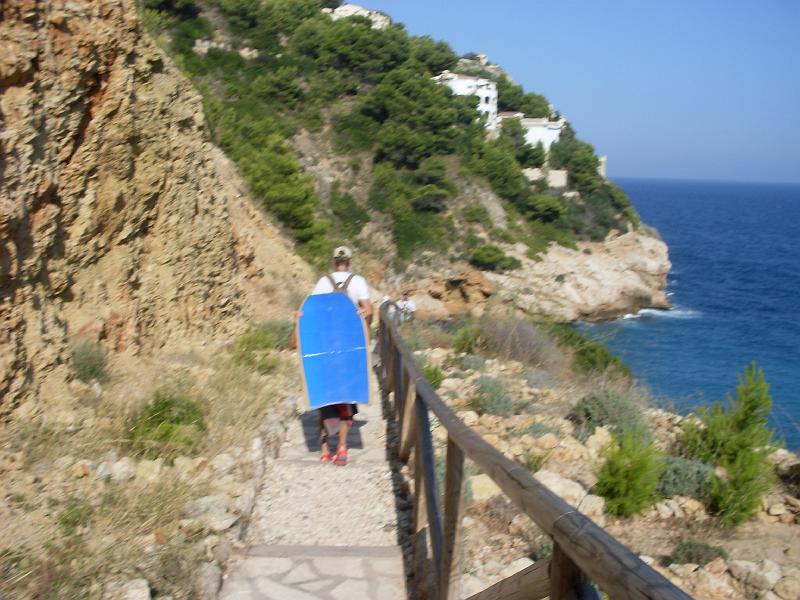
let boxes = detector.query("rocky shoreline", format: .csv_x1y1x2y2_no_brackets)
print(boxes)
396,229,672,323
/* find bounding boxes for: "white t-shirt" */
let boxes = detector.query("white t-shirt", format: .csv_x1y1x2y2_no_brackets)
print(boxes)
312,272,370,307
397,299,416,313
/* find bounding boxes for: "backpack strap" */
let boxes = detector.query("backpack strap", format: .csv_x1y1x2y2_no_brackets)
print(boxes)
326,273,357,293
340,273,356,292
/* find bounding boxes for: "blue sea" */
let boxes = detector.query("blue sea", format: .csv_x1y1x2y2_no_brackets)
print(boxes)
578,178,800,450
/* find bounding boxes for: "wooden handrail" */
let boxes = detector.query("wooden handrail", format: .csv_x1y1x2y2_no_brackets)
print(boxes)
377,303,693,600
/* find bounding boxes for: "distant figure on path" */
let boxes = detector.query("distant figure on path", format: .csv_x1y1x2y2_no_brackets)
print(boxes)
292,246,373,466
396,290,416,323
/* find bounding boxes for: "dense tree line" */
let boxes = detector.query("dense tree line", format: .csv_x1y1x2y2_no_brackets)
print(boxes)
142,0,640,264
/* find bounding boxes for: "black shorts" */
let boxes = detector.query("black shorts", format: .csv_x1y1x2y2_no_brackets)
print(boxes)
319,403,358,422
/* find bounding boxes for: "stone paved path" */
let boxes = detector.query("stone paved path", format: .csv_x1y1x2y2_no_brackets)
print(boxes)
220,384,408,599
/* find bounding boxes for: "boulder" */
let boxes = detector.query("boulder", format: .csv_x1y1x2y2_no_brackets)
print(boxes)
194,563,222,599
578,494,606,524
705,557,728,576
767,503,786,516
728,560,758,582
185,495,238,532
584,426,613,457
122,579,150,600
534,470,586,507
669,563,699,579
749,560,783,591
691,569,736,598
774,576,800,600
470,474,501,502
211,453,236,476
71,459,93,478
110,457,135,482
135,459,163,483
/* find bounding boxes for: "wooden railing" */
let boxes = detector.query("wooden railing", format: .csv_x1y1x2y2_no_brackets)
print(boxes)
377,303,693,600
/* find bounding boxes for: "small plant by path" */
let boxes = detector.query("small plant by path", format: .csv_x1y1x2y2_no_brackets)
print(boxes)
595,431,665,517
568,389,646,441
669,540,727,566
469,376,513,416
128,390,205,459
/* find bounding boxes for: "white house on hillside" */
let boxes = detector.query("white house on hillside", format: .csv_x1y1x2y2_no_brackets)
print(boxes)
432,70,498,132
322,3,391,30
498,112,566,152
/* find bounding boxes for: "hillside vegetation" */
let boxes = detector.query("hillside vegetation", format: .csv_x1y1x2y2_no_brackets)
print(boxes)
143,0,640,269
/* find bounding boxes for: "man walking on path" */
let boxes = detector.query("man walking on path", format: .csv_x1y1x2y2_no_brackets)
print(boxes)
293,246,373,466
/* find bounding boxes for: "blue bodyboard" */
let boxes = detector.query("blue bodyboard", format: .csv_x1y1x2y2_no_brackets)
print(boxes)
298,293,370,409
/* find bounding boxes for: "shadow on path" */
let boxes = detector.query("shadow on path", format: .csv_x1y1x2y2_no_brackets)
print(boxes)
298,409,366,452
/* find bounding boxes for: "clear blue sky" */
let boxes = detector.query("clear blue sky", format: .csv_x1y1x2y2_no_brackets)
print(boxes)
364,1,800,183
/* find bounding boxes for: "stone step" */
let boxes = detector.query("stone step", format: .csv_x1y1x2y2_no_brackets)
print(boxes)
220,544,406,600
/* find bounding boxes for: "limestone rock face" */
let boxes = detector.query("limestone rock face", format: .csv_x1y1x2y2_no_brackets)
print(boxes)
0,0,311,411
488,229,672,321
395,229,669,323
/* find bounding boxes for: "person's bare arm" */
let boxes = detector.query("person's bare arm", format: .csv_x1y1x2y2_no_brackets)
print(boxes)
290,310,301,349
358,299,373,326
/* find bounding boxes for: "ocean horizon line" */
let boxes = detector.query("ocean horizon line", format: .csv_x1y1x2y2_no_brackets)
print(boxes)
611,175,800,188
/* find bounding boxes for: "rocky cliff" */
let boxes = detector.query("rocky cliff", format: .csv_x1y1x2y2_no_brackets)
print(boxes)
397,230,670,322
492,228,671,321
0,0,311,412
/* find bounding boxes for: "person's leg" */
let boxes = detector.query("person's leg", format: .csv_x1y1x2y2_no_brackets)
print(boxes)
319,407,338,461
333,404,356,465
337,419,351,452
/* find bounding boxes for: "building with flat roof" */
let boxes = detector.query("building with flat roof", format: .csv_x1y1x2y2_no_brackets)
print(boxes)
498,112,566,152
432,70,498,132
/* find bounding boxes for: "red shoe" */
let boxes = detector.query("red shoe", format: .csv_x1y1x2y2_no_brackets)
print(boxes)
333,448,348,466
320,451,332,463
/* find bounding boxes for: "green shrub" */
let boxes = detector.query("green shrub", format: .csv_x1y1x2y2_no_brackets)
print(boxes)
547,324,630,376
469,376,513,416
234,321,291,373
670,540,727,566
129,391,205,459
463,204,491,227
657,456,713,500
422,365,444,390
330,188,369,238
525,452,545,473
58,498,92,535
681,363,776,526
70,340,108,383
595,431,665,517
453,325,484,354
490,227,516,244
710,447,774,526
479,318,562,371
469,244,521,272
567,389,646,442
516,422,560,439
460,354,485,371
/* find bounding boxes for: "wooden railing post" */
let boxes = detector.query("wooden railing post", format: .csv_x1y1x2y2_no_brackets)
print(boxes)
551,542,592,600
412,418,431,596
398,383,416,461
439,436,465,600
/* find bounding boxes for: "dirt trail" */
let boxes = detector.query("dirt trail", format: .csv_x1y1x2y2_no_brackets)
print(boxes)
220,378,408,599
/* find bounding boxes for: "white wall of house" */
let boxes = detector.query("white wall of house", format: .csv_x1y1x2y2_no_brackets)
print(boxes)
598,155,607,179
432,71,498,132
498,113,565,152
